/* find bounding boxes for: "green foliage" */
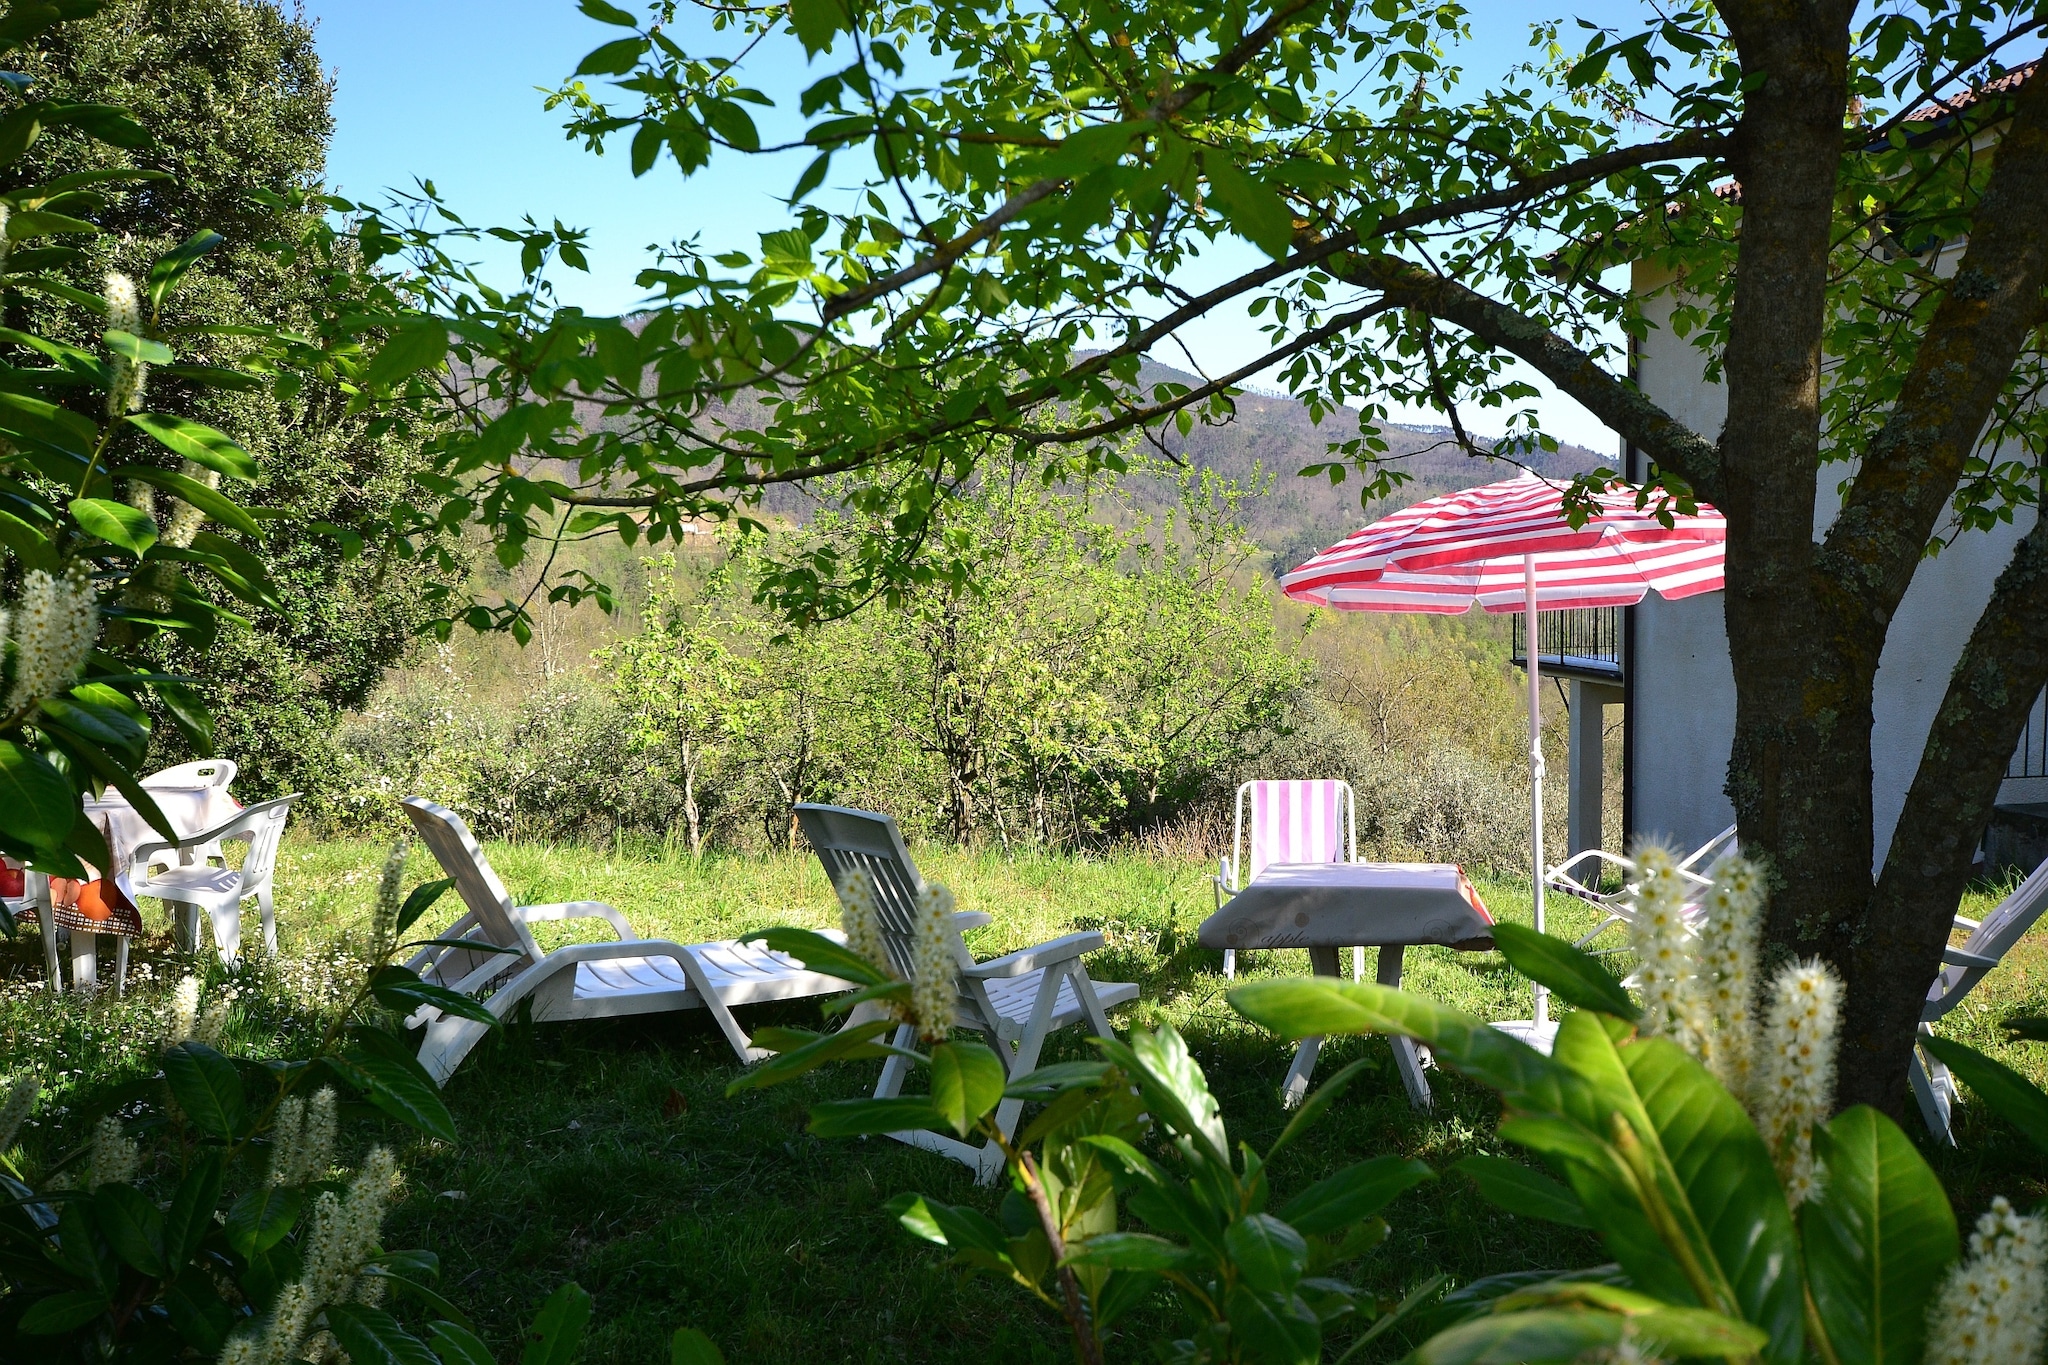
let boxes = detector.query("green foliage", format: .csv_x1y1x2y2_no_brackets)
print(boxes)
270,0,2040,637
1225,922,2048,1365
0,2,286,875
11,0,443,807
349,465,1317,853
737,970,1445,1365
0,865,557,1362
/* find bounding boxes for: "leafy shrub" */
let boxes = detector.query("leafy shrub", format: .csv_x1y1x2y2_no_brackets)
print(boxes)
330,667,680,841
0,857,604,1362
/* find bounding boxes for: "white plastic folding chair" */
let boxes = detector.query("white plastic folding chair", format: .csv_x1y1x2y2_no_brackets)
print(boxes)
796,802,1139,1182
129,794,298,964
400,797,858,1083
1548,823,1736,947
1216,780,1359,980
1913,855,2048,1145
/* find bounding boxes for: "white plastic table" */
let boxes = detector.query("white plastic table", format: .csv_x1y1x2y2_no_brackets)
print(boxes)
1198,862,1497,1110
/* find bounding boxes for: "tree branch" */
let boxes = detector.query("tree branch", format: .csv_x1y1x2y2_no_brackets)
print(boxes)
1820,63,2048,633
820,0,1322,324
1853,510,2048,1100
1333,253,1722,500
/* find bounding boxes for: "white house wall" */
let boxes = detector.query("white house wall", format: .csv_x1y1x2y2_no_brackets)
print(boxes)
1628,262,2041,868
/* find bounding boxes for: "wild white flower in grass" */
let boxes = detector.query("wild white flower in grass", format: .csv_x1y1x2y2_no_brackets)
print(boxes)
4,562,98,714
1755,958,1840,1206
910,883,957,1043
1926,1196,2048,1364
1625,840,1710,1060
1698,852,1764,1099
104,271,146,417
86,1115,140,1189
0,203,12,273
0,1074,39,1152
834,868,890,976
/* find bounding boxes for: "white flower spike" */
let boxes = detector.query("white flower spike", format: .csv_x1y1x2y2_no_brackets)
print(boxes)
1625,840,1711,1060
1698,852,1764,1100
3,562,98,715
1926,1196,2048,1364
103,271,147,417
1755,958,1841,1206
909,883,957,1043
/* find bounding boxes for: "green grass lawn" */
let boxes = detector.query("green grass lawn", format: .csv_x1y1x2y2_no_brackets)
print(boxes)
4,835,2045,1363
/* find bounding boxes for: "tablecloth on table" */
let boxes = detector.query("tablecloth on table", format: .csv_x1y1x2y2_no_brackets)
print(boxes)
1198,862,1496,952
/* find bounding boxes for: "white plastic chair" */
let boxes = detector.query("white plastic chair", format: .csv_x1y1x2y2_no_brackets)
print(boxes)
128,794,298,964
796,802,1139,1182
142,759,238,790
1548,823,1736,947
1216,780,1358,980
140,759,238,866
1913,855,2048,1145
400,797,860,1083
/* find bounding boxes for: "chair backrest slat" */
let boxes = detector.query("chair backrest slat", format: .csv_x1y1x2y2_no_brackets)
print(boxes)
796,803,967,980
402,797,543,968
1236,781,1355,885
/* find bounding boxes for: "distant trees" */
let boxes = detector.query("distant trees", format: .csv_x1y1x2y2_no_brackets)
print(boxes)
15,0,440,801
634,465,1312,850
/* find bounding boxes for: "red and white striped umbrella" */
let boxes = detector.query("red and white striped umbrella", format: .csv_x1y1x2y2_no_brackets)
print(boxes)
1276,471,1727,1053
1280,472,1726,611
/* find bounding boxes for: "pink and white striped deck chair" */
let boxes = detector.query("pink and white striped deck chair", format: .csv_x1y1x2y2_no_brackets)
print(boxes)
1217,780,1358,979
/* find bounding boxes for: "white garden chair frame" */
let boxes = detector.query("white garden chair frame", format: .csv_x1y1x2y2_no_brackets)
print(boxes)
1913,854,2048,1145
1216,780,1358,980
795,802,1138,1183
1548,823,1737,947
129,794,299,965
400,797,857,1084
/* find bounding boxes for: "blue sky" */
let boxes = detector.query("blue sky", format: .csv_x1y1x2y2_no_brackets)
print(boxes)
302,0,1644,452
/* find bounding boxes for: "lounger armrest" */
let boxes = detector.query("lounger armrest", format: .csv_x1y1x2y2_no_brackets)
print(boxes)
1952,914,1981,932
952,911,993,933
964,931,1106,979
517,901,638,941
1549,848,1630,882
1940,945,2001,972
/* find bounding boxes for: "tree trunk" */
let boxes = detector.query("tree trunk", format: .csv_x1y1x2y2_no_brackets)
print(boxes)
680,741,702,859
1712,5,1889,1083
1711,10,2048,1110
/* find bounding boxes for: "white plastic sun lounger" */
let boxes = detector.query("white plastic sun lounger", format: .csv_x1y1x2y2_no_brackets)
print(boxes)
1913,853,2048,1145
401,797,856,1083
795,803,1139,1182
1548,823,1736,947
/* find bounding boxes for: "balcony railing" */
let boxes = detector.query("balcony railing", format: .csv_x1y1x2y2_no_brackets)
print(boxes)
1511,606,1624,682
2009,689,2048,780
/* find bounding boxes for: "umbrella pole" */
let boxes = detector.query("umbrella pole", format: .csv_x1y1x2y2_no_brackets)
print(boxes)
1524,554,1548,1029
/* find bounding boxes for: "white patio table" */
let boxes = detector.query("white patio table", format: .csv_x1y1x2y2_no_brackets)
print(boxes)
1198,862,1497,1110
